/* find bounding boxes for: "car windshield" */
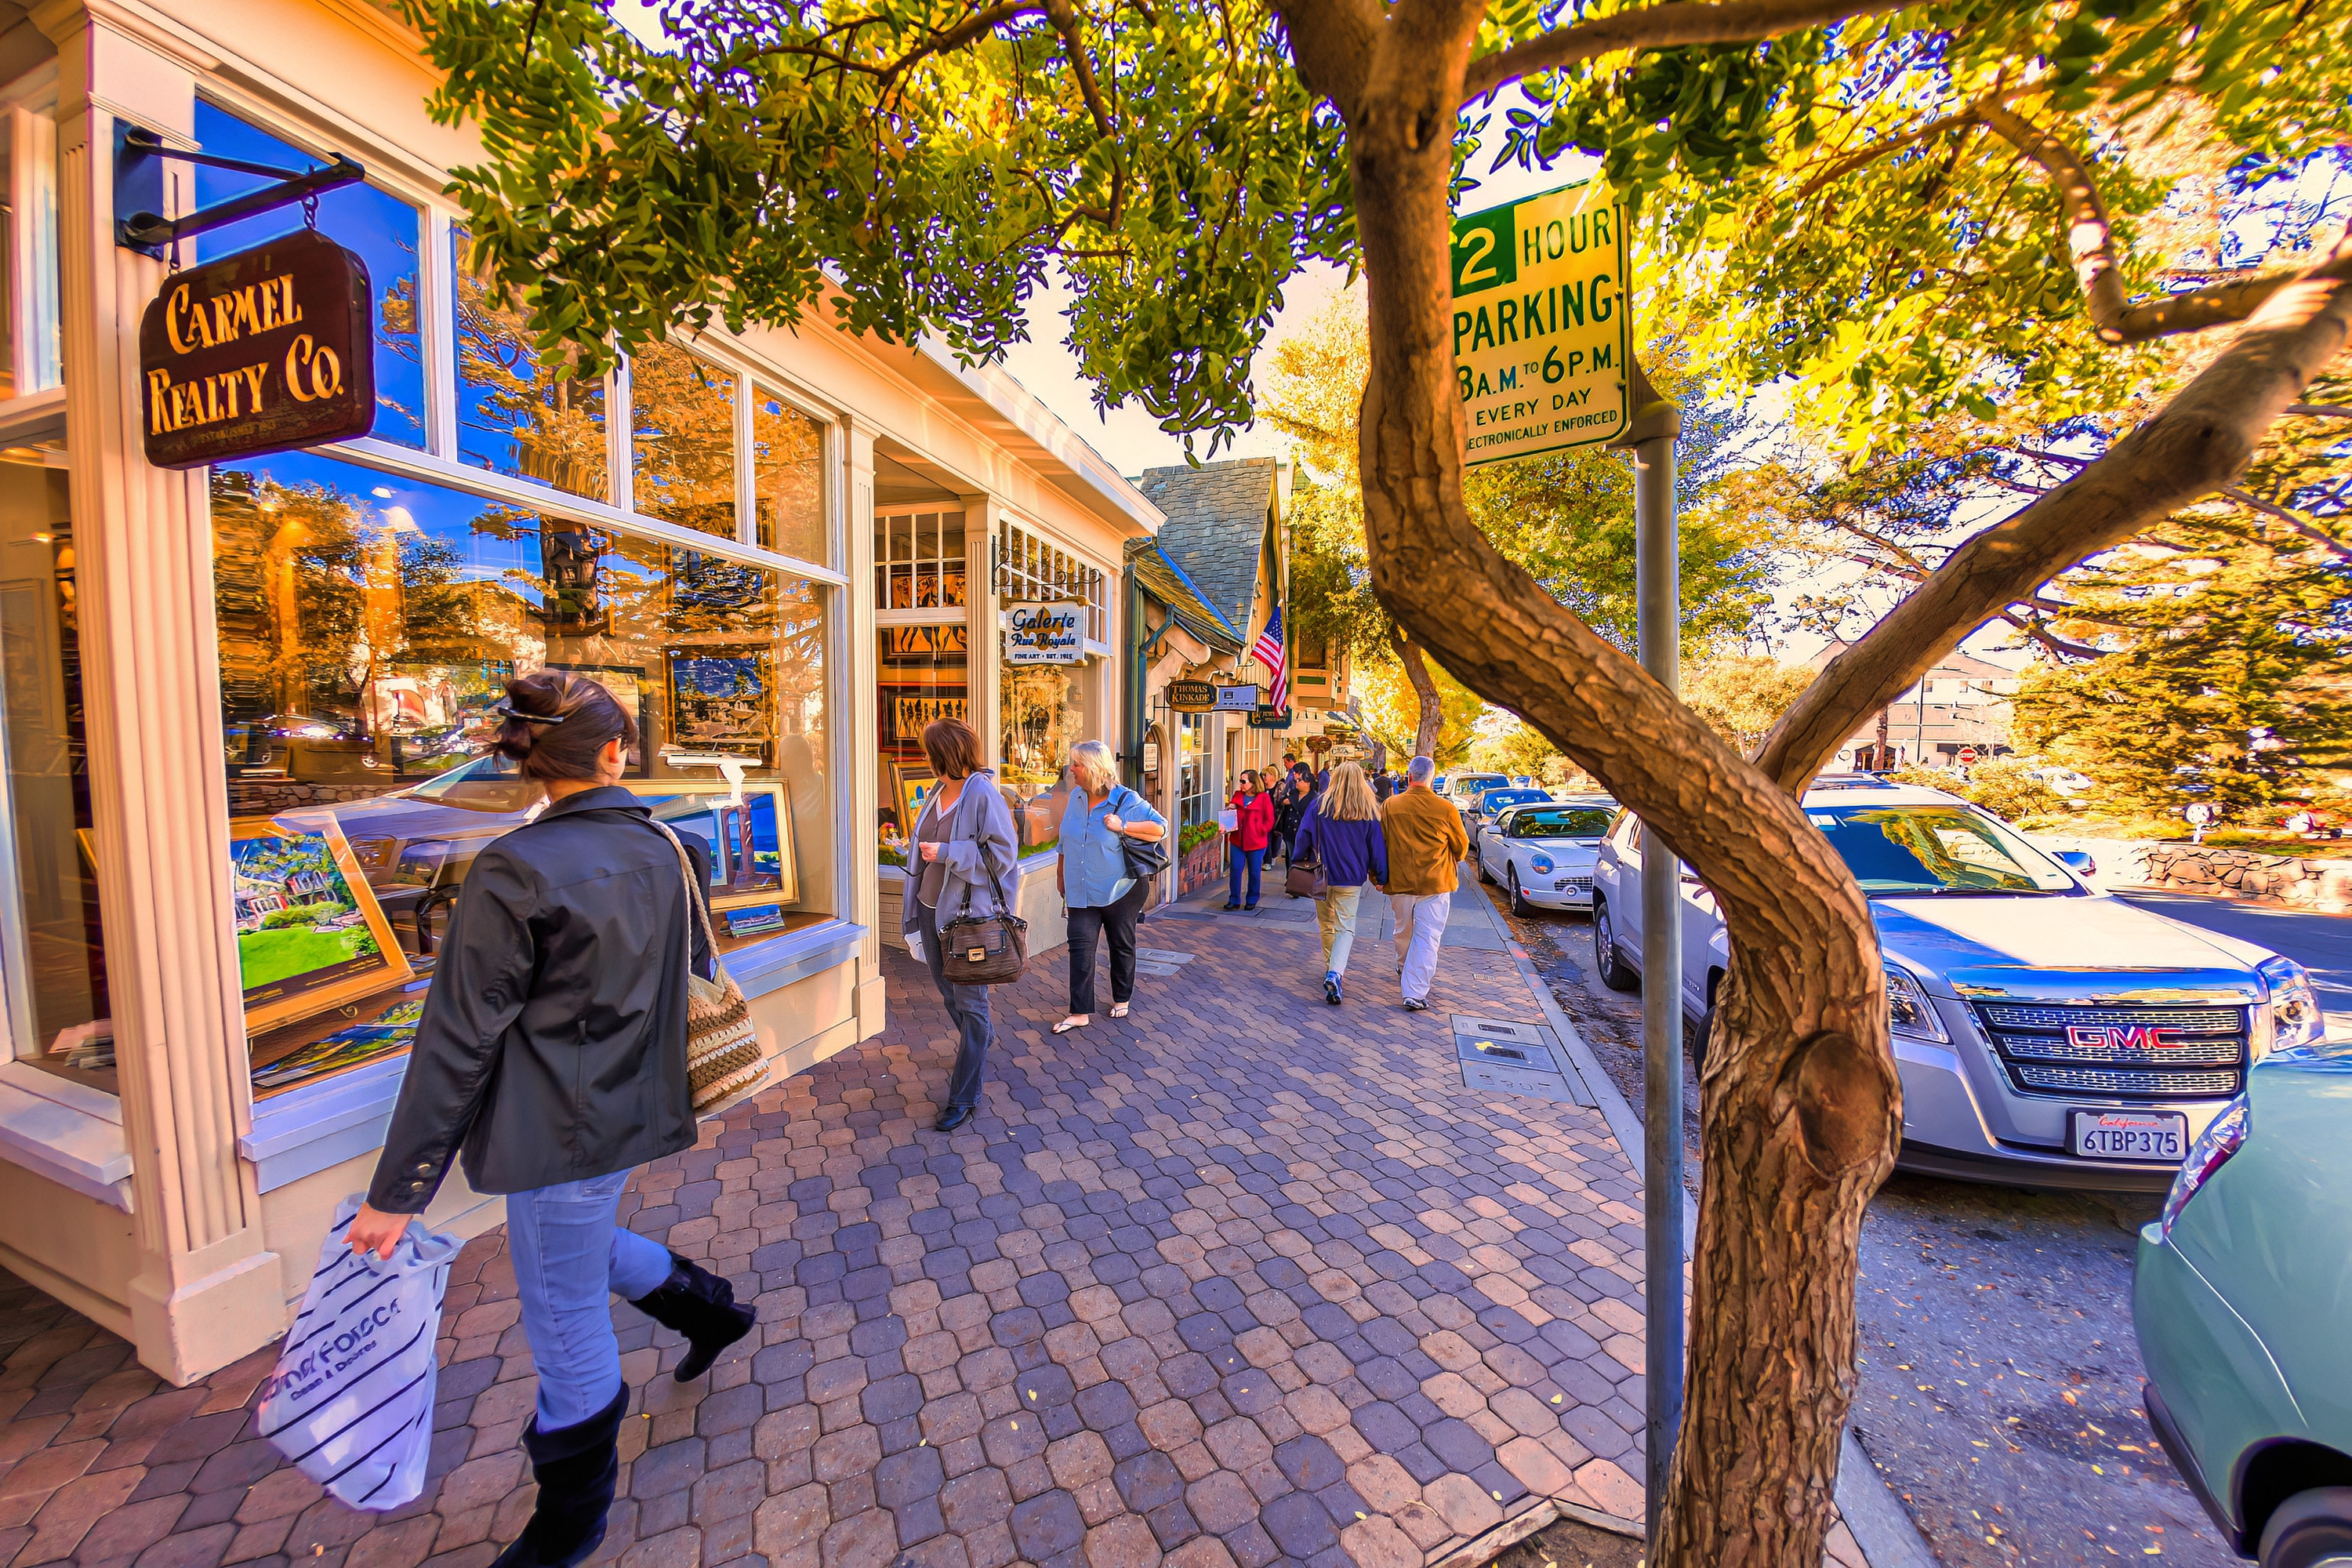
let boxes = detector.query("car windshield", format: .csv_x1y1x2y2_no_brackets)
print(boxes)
1810,804,2080,895
1480,789,1550,811
1450,775,1506,798
1508,808,1613,840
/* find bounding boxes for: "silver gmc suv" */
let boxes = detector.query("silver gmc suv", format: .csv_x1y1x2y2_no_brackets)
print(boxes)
1591,778,2324,1190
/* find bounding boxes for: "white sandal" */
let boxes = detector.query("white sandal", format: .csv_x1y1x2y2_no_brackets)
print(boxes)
1052,1015,1091,1034
1109,1003,1131,1019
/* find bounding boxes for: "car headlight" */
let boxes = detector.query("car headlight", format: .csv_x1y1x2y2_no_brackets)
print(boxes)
2158,1098,2248,1242
1529,851,1554,875
2259,955,2322,1051
1885,964,1947,1044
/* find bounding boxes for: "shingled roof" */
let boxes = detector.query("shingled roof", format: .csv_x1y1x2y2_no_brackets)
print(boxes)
1133,459,1276,634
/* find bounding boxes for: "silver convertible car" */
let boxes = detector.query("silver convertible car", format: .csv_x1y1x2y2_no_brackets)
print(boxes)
1592,778,2324,1190
1475,799,1617,916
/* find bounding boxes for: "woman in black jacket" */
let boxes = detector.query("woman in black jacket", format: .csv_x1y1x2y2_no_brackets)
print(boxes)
347,672,755,1568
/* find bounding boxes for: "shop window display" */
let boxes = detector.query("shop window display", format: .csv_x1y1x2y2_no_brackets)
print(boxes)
212,452,835,1098
0,452,109,1086
452,227,608,500
875,623,967,863
874,510,966,609
1000,662,1090,851
191,100,424,450
632,342,738,539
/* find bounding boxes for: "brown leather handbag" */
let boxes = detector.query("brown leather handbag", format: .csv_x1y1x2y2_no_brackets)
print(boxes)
939,840,1029,985
1284,855,1327,900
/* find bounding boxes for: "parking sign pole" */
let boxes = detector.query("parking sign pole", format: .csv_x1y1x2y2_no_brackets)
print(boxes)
1616,361,1683,1542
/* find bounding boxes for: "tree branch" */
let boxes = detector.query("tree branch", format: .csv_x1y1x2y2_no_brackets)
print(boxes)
2287,402,2352,418
1753,220,2352,789
1462,0,1902,106
1791,106,1984,206
1995,608,2104,661
1980,105,2305,345
1266,0,1381,116
2220,485,2352,561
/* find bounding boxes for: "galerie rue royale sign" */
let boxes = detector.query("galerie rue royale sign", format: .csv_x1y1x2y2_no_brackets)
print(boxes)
1450,178,1631,467
139,229,375,470
1005,602,1084,665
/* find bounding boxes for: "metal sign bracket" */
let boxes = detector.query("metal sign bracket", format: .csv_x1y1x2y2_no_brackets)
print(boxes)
114,125,365,260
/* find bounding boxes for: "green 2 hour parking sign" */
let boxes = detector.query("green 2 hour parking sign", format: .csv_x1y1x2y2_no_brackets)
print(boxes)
1450,177,1631,467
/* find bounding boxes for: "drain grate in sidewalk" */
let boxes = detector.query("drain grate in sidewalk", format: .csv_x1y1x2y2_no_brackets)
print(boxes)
1450,1014,1595,1105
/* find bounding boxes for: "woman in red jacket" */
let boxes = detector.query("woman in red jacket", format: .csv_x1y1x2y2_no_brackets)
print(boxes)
1224,769,1279,909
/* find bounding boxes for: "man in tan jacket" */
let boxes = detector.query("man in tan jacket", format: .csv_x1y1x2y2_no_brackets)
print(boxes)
1378,755,1470,1011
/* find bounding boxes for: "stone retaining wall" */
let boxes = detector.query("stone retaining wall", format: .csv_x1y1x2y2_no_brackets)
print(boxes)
2031,833,2352,913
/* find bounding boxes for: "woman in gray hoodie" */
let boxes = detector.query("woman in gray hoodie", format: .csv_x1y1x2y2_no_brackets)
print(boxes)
901,718,1020,1131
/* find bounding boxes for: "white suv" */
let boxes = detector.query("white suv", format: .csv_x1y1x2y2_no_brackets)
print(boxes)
1591,778,2322,1190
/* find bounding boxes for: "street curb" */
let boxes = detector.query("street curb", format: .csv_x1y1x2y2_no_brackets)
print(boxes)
1497,935,1941,1568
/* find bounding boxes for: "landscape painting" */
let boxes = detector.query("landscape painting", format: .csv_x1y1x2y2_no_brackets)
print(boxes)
230,815,412,1030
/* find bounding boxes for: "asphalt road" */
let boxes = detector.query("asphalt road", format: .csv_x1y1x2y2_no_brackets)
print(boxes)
1480,880,2310,1567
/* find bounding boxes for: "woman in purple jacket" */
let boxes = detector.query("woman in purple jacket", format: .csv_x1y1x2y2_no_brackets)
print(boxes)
1291,762,1388,1005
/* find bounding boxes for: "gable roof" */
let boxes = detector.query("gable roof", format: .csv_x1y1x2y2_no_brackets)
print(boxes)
1132,459,1276,633
1126,538,1243,653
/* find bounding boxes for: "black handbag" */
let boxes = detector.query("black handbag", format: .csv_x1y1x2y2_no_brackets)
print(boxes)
1112,788,1171,881
938,839,1029,985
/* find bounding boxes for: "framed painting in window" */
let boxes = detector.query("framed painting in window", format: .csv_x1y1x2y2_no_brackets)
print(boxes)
230,813,414,1033
626,780,800,910
666,645,775,765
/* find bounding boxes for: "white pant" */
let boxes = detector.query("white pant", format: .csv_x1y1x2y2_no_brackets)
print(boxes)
1391,891,1451,1002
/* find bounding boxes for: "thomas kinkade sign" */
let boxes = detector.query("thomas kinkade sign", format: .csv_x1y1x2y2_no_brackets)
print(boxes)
1167,680,1216,713
139,228,375,470
1004,602,1084,664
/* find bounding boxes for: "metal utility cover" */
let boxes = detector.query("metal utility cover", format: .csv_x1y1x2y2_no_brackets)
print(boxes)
1136,949,1193,964
1449,1014,1595,1106
1133,962,1184,978
1462,1059,1584,1102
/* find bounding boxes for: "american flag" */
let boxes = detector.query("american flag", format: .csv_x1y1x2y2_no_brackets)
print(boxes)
1251,604,1287,710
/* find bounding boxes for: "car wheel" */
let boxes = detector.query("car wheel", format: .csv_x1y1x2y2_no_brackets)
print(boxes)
1479,852,1496,885
1593,900,1639,992
2262,1488,2352,1568
1509,867,1535,918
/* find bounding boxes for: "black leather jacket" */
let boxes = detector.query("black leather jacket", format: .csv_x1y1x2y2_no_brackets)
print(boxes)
367,786,713,1213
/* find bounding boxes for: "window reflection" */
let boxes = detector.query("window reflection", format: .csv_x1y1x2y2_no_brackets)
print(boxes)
1001,664,1089,851
452,228,608,500
0,450,108,1087
191,100,424,449
0,104,60,398
753,387,826,564
632,343,736,539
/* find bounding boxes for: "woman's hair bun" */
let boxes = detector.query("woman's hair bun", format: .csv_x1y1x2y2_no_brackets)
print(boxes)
492,670,639,783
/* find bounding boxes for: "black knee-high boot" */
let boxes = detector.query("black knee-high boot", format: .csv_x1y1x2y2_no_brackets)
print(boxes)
491,1382,627,1568
628,1253,757,1382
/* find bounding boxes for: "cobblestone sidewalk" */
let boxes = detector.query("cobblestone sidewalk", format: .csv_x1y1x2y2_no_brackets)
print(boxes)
0,880,1660,1568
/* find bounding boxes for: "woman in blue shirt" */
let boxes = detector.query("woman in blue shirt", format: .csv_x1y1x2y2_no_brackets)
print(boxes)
1053,740,1168,1034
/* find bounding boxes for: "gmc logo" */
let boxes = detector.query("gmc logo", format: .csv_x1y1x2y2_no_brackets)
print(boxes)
2067,1024,2176,1051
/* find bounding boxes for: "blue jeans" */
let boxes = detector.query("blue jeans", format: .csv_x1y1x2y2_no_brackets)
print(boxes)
505,1172,675,1430
1228,847,1265,906
919,900,992,1110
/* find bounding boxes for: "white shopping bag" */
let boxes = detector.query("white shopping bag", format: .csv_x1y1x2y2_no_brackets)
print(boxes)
258,1195,459,1511
1217,808,1240,833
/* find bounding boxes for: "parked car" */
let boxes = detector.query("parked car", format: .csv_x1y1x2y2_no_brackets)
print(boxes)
1476,799,1617,915
1465,786,1554,848
2134,1040,2352,1566
1592,776,2323,1190
1443,772,1509,815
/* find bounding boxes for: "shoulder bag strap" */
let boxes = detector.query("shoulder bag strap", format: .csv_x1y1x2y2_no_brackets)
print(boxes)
652,821,721,960
952,782,1014,920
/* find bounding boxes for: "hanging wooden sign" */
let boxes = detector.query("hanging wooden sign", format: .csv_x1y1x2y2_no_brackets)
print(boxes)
1167,680,1217,713
139,228,376,470
1247,706,1292,730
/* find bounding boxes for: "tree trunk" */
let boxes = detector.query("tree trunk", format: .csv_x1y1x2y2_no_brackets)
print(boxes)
1326,16,1899,1565
1394,629,1446,759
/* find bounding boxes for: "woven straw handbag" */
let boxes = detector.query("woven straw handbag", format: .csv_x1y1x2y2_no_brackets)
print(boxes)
656,825,769,1114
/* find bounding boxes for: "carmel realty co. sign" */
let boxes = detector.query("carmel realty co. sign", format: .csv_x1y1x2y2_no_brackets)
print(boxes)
139,229,376,470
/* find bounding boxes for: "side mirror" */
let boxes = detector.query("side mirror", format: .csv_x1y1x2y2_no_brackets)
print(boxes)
2055,850,2097,877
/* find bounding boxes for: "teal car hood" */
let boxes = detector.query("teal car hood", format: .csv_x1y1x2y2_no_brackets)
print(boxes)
1870,895,2263,1004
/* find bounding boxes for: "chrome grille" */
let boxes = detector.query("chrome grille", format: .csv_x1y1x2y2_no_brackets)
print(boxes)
1972,1001,2246,1100
2012,1064,2241,1096
1554,877,1592,893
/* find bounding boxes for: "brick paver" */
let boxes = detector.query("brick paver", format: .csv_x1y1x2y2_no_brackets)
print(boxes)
0,877,1656,1568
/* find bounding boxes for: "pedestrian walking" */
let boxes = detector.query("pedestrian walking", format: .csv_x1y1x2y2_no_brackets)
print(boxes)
1054,740,1167,1034
1372,769,1393,803
1293,761,1387,1005
1381,755,1469,1012
1271,767,1314,866
346,671,757,1568
1223,769,1277,909
902,717,1018,1132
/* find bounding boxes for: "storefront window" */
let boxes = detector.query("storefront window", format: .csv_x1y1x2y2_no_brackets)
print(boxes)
754,387,826,564
211,452,835,1098
632,342,736,539
1000,663,1090,851
0,103,60,400
0,451,107,1086
191,100,425,449
453,228,608,500
1177,713,1212,836
874,510,966,608
876,624,967,863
